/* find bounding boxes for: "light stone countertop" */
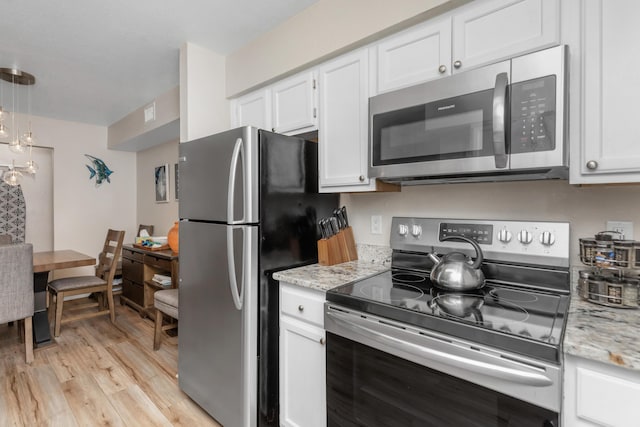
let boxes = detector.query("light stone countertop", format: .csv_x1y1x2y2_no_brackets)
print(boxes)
272,244,391,292
564,271,640,370
273,260,389,292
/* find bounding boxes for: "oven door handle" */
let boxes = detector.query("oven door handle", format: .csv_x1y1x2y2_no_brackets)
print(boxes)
327,310,552,387
492,72,508,169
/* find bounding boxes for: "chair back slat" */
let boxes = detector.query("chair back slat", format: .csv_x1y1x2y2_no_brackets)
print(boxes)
96,229,125,287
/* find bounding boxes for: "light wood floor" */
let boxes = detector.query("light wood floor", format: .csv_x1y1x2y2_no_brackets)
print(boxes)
0,298,221,427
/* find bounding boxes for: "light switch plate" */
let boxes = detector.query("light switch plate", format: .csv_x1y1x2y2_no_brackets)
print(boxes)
606,221,634,240
144,102,156,123
371,215,382,235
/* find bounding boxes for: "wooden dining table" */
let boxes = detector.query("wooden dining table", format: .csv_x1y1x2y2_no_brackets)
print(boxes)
33,250,96,347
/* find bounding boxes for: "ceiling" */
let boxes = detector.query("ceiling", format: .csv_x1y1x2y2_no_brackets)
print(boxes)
0,0,318,127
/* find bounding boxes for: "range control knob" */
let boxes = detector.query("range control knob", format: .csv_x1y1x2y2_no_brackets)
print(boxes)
517,230,533,245
497,229,512,243
398,224,409,236
411,225,422,237
540,231,556,246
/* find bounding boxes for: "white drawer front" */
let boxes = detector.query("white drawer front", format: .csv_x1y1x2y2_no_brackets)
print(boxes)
280,283,325,328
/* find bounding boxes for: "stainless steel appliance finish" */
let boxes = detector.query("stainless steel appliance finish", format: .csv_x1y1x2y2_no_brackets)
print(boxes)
325,217,570,425
178,126,338,427
369,45,568,184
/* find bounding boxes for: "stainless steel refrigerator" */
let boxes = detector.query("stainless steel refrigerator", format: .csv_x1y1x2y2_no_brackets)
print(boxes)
178,126,338,427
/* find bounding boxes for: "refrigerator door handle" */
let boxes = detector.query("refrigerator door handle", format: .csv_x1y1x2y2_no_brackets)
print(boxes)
226,226,244,311
227,137,245,225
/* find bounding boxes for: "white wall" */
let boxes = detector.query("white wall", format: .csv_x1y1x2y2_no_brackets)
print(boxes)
136,139,179,237
27,114,137,278
342,181,640,265
180,42,230,142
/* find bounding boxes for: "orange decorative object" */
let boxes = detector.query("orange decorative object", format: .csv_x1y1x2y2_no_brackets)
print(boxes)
168,221,179,253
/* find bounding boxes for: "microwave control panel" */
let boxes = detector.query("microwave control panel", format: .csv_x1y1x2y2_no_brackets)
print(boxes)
510,75,556,153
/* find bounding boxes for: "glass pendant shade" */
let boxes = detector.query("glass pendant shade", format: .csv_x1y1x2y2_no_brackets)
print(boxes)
3,168,22,186
25,159,38,174
0,122,8,138
20,130,34,145
8,137,26,154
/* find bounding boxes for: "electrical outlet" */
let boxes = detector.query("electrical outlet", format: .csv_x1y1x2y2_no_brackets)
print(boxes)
606,221,634,240
371,215,382,235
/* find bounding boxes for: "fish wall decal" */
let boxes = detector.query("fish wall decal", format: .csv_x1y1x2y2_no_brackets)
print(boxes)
85,154,113,185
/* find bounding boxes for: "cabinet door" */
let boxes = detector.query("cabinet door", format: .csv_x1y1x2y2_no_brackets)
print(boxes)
279,316,326,427
271,71,317,135
564,355,640,427
318,49,375,192
572,0,640,183
373,16,451,94
452,0,559,73
232,88,272,130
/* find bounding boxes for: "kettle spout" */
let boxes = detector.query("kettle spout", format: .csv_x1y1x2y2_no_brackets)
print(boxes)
427,252,441,266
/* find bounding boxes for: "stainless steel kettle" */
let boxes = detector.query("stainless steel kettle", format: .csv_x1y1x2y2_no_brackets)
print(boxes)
427,236,485,291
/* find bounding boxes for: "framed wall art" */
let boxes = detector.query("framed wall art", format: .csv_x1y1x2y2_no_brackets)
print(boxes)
155,164,169,203
174,162,179,201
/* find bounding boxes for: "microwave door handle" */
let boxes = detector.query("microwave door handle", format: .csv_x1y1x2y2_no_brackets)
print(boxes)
492,72,508,169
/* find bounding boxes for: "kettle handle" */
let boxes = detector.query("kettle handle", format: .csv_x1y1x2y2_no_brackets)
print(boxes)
440,236,484,269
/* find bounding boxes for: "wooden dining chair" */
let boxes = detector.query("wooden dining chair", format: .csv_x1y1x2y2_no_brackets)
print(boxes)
47,229,125,337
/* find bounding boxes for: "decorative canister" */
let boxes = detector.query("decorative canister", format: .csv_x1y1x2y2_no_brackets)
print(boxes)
579,238,597,265
613,240,635,268
594,241,615,267
168,221,179,253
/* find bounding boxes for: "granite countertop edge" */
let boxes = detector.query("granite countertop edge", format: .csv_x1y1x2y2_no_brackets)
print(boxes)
564,285,640,371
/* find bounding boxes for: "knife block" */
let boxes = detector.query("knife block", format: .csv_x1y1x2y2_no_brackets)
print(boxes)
340,226,358,261
318,236,345,266
318,228,358,266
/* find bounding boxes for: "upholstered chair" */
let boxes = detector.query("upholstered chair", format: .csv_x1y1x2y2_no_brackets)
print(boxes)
0,243,34,363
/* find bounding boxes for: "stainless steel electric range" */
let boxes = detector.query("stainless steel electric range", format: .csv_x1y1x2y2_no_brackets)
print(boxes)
325,217,570,427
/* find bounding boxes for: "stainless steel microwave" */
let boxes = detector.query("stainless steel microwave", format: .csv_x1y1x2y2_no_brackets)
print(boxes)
369,45,568,184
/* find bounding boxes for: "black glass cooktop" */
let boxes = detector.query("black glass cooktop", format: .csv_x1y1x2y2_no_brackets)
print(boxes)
326,269,570,363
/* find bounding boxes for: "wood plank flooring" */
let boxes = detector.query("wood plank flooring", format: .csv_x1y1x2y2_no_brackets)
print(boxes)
0,298,221,427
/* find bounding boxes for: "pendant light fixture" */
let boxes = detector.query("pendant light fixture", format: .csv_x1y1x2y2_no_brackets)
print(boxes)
0,68,38,186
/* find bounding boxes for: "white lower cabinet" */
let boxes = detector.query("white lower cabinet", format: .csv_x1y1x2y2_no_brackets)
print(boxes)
279,283,326,427
564,354,640,426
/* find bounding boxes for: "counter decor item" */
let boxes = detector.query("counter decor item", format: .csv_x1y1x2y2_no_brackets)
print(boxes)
167,221,179,253
578,230,640,309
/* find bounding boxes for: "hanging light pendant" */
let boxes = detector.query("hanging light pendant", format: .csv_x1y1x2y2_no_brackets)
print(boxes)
0,68,37,185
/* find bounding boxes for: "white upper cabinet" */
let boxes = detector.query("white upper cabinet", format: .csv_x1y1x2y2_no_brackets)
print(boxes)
372,0,559,95
230,71,317,135
570,0,640,184
318,49,374,192
271,71,317,134
372,17,452,94
452,0,559,73
231,89,272,130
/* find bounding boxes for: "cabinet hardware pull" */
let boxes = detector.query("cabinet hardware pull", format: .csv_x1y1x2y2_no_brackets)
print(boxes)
359,175,365,182
454,60,462,69
586,160,598,170
298,305,304,312
438,65,447,74
319,337,325,345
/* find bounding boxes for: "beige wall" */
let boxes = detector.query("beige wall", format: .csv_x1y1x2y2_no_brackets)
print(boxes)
136,139,179,238
25,114,137,278
226,0,468,96
343,181,640,266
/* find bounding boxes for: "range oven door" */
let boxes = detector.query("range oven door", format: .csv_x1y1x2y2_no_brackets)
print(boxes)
325,305,559,427
369,60,511,181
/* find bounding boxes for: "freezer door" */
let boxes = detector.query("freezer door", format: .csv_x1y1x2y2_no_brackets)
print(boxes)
178,221,258,427
179,126,259,224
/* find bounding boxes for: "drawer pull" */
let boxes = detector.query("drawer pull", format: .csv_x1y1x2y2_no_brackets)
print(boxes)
298,305,304,312
319,337,325,345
